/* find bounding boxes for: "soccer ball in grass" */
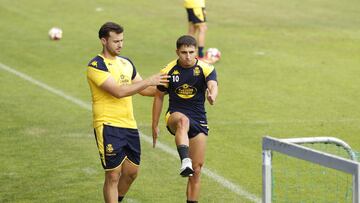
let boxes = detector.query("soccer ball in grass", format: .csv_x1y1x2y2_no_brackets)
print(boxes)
48,27,63,40
205,48,221,61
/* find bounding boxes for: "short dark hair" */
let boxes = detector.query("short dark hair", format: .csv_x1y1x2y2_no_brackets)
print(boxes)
176,35,197,49
98,22,124,39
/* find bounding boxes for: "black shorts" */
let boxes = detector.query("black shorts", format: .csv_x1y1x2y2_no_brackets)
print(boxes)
166,111,209,139
94,124,141,170
186,7,206,24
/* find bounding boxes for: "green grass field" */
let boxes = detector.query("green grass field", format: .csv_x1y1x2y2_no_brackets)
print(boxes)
1,0,360,202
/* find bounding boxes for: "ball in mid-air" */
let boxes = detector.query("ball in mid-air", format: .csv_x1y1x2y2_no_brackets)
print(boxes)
48,27,63,40
205,48,221,61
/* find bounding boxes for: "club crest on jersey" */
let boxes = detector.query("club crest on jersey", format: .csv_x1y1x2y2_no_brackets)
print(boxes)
106,144,114,153
193,67,201,76
175,84,197,99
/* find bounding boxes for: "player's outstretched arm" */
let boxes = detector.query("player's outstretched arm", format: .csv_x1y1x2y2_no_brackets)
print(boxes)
206,80,218,105
100,73,168,98
138,86,157,96
152,90,165,148
132,74,163,97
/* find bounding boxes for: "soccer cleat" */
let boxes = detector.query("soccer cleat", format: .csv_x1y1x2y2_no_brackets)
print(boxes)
180,158,194,177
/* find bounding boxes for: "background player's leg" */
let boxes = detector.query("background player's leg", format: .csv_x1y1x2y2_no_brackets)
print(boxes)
187,133,207,201
104,166,122,203
196,23,207,58
188,22,196,37
117,159,139,198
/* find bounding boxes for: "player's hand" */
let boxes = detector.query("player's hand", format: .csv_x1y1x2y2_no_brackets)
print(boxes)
147,73,170,86
152,126,160,148
206,89,215,105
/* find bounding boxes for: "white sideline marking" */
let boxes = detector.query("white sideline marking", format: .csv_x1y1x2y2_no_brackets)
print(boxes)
0,63,91,111
0,62,262,203
141,134,261,202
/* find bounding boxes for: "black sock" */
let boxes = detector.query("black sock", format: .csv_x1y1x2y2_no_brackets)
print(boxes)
198,47,204,58
187,200,198,203
177,145,189,161
118,196,124,202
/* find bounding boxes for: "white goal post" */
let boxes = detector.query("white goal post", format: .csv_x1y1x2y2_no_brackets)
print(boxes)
262,136,360,203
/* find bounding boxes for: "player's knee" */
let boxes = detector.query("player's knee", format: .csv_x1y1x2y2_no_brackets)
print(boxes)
199,24,207,32
193,163,204,176
177,116,190,129
106,171,120,184
189,164,203,184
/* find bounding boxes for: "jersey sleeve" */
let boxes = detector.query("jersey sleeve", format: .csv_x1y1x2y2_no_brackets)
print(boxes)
119,56,138,80
132,66,137,80
125,57,137,80
87,57,110,86
202,64,217,82
206,68,217,82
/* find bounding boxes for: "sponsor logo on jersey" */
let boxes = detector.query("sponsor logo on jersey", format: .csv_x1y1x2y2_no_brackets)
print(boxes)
175,84,197,99
118,74,130,84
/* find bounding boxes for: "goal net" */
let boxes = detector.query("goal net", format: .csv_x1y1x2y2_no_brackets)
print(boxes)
262,136,360,203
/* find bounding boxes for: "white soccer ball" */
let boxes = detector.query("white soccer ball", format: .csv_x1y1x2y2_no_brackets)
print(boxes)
48,27,63,40
205,48,221,61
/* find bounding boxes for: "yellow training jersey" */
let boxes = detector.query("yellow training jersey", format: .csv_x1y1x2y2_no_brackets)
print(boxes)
184,0,205,8
87,54,138,129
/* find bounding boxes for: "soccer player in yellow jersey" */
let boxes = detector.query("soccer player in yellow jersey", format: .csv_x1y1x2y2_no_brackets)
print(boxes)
184,0,207,59
152,35,218,203
87,22,169,203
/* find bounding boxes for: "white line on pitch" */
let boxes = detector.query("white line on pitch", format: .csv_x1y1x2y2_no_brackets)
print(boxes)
0,62,262,203
0,63,91,111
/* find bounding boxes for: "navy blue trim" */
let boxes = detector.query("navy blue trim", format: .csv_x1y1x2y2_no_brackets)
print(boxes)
88,55,108,72
119,56,137,80
206,69,217,82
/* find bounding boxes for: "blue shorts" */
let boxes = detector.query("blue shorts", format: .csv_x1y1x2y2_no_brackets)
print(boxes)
94,124,141,170
186,8,206,24
165,111,209,139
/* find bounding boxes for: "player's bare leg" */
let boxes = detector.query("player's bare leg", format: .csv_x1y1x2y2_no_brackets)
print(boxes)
196,23,207,50
167,112,194,176
188,23,196,37
103,166,122,203
167,112,190,147
187,133,207,201
117,159,139,199
192,22,207,59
